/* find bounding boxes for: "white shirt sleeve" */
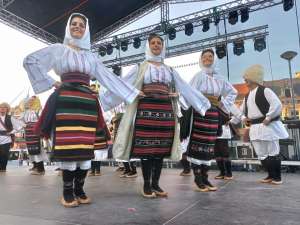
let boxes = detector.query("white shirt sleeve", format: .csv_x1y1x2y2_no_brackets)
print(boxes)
172,69,211,116
23,44,62,94
93,59,139,111
220,81,238,113
11,117,25,133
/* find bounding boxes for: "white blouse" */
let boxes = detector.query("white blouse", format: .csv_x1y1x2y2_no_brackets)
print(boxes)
23,43,139,105
188,71,237,113
0,115,24,145
19,110,39,123
100,63,211,115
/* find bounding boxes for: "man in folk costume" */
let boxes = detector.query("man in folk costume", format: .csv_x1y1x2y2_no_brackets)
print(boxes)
230,65,288,185
0,102,24,172
20,96,47,175
182,49,238,192
101,33,211,198
23,13,141,207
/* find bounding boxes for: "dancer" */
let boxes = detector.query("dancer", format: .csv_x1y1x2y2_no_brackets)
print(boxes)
102,33,211,198
183,49,237,192
23,13,141,207
230,65,288,185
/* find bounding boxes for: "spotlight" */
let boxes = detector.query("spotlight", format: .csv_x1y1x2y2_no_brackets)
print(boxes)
214,14,220,25
106,44,113,55
202,18,210,32
115,42,120,50
283,0,294,11
112,65,121,76
254,37,266,52
228,11,238,25
240,7,249,23
233,40,245,56
185,23,194,36
98,46,106,57
133,37,141,49
121,40,128,52
216,44,227,59
167,27,176,40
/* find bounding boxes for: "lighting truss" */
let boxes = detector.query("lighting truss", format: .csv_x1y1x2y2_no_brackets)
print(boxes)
92,0,281,50
101,25,269,68
0,7,60,44
0,0,15,8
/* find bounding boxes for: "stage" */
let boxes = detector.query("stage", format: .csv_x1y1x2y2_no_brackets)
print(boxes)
0,166,299,225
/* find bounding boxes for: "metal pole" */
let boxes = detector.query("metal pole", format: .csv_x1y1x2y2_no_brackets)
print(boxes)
288,59,297,118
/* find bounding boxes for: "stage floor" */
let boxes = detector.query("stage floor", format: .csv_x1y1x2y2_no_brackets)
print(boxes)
0,165,299,225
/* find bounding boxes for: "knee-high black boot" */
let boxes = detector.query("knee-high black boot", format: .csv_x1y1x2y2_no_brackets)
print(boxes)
61,170,78,207
120,162,131,177
141,159,155,197
126,161,138,178
260,157,272,183
74,168,91,204
201,165,217,191
270,155,282,184
90,161,96,175
215,158,225,179
224,159,233,179
95,161,101,175
180,154,191,176
192,164,209,192
152,158,167,197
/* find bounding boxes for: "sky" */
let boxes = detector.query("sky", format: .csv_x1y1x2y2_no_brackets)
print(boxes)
0,0,299,106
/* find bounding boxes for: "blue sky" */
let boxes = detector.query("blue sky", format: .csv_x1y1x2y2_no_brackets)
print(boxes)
0,0,299,105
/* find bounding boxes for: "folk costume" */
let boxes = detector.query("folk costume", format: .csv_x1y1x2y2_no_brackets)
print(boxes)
182,50,237,192
231,65,288,185
101,35,211,197
23,13,139,207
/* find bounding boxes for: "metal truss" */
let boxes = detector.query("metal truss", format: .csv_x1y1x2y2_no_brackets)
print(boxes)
0,7,60,44
92,0,161,43
161,0,169,32
92,0,281,49
101,25,269,67
0,0,14,8
168,0,217,3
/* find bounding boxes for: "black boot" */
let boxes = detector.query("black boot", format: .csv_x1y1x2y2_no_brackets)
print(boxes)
201,165,217,191
74,168,91,204
270,155,282,185
95,161,101,176
215,159,225,179
192,165,209,192
61,170,78,207
126,161,138,178
180,157,191,176
260,157,272,183
141,159,155,198
224,159,233,180
31,162,45,175
120,162,131,178
89,161,96,176
29,162,37,171
151,158,168,197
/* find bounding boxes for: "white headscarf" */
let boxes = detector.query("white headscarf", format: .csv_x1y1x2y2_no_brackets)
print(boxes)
197,49,223,80
145,35,166,63
63,13,91,50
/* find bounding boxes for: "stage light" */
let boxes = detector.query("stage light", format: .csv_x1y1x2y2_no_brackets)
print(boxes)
112,65,121,76
106,44,113,55
121,40,128,52
202,18,210,32
98,46,106,57
228,11,238,25
216,44,227,59
133,37,141,49
283,0,294,11
185,23,193,36
254,37,266,52
240,7,249,23
233,40,245,56
214,14,220,25
167,27,176,40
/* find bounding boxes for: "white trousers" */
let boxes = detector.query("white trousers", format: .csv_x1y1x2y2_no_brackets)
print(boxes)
251,140,280,160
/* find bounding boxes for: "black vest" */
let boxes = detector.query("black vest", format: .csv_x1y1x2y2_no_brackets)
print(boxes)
245,85,270,117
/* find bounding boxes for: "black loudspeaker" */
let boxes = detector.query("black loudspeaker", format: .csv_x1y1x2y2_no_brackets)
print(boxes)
285,89,291,98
